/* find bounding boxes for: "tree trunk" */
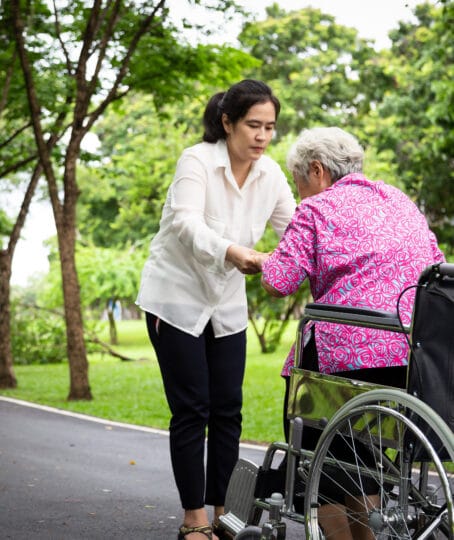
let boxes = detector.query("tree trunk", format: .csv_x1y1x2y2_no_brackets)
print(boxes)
108,308,118,345
58,221,92,400
10,0,171,400
11,1,92,401
0,251,17,389
57,147,92,401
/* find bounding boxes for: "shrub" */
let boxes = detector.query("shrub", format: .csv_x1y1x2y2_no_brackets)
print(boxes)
11,301,67,365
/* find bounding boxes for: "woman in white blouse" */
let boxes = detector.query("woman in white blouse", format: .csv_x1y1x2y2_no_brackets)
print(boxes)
136,79,295,540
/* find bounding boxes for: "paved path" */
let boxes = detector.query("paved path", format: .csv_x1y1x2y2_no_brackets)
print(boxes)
0,397,303,539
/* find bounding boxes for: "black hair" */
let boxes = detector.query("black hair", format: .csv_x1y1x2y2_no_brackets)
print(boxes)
202,79,280,143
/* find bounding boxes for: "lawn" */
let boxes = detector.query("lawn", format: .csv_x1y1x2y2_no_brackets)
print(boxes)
0,319,298,445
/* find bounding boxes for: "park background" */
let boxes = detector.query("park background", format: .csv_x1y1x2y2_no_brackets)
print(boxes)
1,0,453,444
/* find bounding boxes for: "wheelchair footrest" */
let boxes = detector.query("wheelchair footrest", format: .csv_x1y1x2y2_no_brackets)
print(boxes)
221,458,260,534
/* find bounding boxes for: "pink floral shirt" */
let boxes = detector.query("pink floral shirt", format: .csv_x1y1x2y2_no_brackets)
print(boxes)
262,174,445,376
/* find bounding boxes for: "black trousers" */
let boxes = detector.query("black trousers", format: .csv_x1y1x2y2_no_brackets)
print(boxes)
146,313,246,509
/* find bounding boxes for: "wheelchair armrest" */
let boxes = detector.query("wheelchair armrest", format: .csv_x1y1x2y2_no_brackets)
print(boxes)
302,303,409,334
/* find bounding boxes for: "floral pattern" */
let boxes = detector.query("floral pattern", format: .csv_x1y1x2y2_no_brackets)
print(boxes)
262,174,445,376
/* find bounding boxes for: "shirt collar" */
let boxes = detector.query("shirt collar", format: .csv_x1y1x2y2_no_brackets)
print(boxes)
334,172,369,187
214,139,267,180
214,139,230,169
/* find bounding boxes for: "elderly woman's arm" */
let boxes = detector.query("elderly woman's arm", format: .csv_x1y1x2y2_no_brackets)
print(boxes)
261,275,285,297
261,205,313,298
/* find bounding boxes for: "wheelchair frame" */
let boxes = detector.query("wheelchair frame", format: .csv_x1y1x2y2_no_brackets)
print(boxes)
219,263,454,539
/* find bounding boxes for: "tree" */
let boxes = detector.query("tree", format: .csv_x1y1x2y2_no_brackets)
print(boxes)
237,4,379,137
76,93,204,248
5,0,253,399
0,7,65,387
36,242,147,348
368,1,454,251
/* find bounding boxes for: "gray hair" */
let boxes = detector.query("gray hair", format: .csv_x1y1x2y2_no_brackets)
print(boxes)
286,127,364,182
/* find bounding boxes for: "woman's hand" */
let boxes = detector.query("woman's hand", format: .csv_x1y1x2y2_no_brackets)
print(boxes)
226,245,270,274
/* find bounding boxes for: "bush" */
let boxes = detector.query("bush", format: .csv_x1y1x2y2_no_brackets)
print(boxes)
11,302,67,365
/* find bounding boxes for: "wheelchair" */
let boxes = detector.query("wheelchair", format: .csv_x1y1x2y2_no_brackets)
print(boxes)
218,263,454,539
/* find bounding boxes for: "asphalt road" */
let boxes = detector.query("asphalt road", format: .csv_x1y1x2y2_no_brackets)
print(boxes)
0,397,303,540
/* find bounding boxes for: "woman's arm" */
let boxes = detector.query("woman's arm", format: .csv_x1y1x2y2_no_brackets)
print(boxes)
171,152,268,275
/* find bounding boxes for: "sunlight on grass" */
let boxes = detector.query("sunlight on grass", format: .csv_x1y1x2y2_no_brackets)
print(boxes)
1,319,298,444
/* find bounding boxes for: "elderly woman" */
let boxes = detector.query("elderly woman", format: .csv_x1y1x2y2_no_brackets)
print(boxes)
261,127,444,540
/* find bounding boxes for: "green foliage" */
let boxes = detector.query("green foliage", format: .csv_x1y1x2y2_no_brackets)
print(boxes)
247,274,310,353
76,244,147,312
10,283,119,365
247,269,310,353
371,2,454,251
246,222,311,353
0,209,13,240
10,300,67,365
5,0,451,382
77,93,198,248
37,243,147,315
238,6,378,137
128,40,257,108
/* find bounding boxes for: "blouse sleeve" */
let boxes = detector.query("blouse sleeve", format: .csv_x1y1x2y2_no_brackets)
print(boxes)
262,205,315,296
170,153,233,274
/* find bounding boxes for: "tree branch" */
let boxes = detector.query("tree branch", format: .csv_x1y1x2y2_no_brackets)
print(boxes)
0,121,33,150
11,0,63,224
72,0,104,128
51,0,73,75
86,0,122,98
87,335,136,362
0,154,37,177
85,0,167,131
0,48,17,115
6,162,42,257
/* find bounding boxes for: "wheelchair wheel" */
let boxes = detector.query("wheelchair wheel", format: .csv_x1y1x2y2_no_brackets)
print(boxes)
304,389,454,539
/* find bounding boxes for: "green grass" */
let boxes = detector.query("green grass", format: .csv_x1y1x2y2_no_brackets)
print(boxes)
0,319,297,444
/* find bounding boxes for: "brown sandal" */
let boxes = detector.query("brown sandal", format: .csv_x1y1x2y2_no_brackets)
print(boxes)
178,524,213,539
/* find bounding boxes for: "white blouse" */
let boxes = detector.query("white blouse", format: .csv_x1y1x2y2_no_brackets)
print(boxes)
136,139,296,337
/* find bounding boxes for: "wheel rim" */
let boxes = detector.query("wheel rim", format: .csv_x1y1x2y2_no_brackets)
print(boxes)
304,390,454,539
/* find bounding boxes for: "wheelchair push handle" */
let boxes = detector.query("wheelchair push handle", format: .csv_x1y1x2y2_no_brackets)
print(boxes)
437,262,454,278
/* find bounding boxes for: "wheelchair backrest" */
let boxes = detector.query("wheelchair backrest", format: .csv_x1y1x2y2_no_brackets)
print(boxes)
407,263,454,443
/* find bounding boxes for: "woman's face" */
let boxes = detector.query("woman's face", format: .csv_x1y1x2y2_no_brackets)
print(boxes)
222,100,276,165
294,161,333,199
294,173,317,200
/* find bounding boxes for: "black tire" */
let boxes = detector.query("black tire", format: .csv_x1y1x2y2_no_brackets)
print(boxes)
304,389,454,539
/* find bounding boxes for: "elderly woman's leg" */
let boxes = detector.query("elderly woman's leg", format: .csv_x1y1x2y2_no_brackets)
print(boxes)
345,494,379,540
318,504,353,540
